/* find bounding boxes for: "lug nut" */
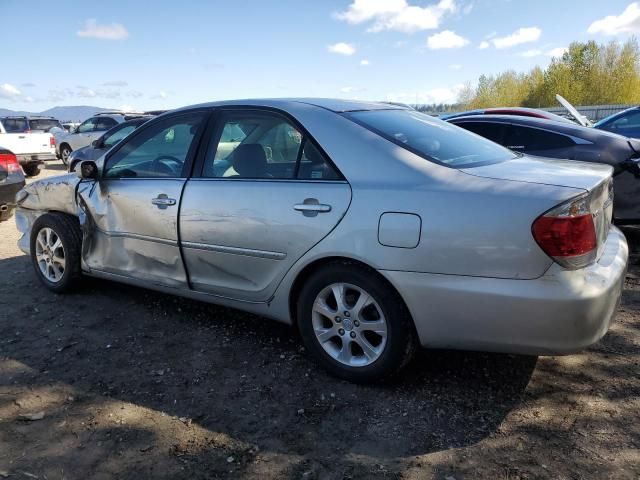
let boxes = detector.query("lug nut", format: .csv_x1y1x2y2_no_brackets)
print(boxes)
350,331,356,338
344,311,350,317
338,328,345,336
335,316,342,323
354,320,360,327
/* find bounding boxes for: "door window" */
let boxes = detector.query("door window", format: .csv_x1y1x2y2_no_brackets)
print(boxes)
505,125,575,151
0,118,28,132
102,124,139,149
455,121,506,144
610,111,640,129
104,112,205,178
77,118,97,133
204,112,341,180
95,117,118,131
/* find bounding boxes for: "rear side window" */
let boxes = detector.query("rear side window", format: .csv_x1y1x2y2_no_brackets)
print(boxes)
505,125,575,151
455,121,506,144
203,111,341,180
345,109,516,168
1,118,29,133
96,117,118,131
610,111,640,129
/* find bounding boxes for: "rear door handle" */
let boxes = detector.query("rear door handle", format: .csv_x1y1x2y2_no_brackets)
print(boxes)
294,204,331,212
294,198,331,217
151,194,176,209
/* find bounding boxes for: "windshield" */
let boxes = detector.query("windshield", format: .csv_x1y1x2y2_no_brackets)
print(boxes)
29,118,62,132
345,109,516,168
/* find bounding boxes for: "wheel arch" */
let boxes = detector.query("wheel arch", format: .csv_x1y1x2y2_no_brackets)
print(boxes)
287,255,415,331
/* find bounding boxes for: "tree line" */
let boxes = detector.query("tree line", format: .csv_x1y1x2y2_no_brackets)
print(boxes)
456,38,640,109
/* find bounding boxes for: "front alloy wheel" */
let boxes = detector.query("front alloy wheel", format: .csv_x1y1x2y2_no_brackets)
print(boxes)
30,213,82,293
35,227,66,283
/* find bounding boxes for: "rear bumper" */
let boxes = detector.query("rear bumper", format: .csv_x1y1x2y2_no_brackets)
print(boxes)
381,226,628,355
0,180,25,205
16,153,57,165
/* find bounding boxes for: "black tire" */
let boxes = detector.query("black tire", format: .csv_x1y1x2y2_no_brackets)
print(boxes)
22,163,41,177
30,212,82,293
60,144,72,166
297,262,417,383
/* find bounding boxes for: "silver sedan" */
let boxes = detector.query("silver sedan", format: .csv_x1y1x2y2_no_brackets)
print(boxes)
14,99,628,382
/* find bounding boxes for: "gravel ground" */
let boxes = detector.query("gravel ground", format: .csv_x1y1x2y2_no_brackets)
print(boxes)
0,163,638,479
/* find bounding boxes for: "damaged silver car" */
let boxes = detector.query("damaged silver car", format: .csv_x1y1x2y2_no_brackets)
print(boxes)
15,99,628,382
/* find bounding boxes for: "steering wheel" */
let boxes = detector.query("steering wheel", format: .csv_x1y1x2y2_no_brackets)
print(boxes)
151,155,182,176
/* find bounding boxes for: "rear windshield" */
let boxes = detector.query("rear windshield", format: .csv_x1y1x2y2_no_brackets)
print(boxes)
1,118,29,133
345,109,516,168
29,118,62,132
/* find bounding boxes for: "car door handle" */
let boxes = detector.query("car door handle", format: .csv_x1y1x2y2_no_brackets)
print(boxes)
151,195,176,208
294,204,331,212
294,199,331,217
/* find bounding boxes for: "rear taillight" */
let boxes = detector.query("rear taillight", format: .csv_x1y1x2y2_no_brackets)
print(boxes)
49,135,55,147
532,193,598,270
0,153,21,174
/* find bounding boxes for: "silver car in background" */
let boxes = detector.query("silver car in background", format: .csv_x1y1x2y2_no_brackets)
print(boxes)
14,99,628,382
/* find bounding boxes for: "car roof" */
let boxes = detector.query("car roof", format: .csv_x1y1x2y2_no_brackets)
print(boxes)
177,98,406,114
450,114,626,141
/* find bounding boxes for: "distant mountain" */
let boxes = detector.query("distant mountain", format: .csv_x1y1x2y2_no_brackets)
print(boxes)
0,105,112,122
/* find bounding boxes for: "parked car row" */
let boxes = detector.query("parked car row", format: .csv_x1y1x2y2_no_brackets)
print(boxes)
12,99,628,383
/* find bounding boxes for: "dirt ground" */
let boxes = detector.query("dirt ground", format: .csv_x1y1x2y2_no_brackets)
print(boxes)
0,163,638,480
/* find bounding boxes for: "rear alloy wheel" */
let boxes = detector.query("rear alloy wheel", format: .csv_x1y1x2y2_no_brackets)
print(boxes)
30,213,81,293
298,263,416,382
60,145,72,166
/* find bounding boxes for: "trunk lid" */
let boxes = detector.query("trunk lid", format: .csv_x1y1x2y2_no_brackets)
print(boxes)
461,154,613,191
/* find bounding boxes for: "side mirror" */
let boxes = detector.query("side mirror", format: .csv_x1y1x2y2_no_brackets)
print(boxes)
91,140,100,148
77,160,99,180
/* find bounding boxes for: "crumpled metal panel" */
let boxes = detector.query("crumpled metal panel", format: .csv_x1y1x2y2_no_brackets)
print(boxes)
17,173,81,215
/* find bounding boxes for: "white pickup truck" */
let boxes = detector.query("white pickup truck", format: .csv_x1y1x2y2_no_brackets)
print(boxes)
0,117,57,177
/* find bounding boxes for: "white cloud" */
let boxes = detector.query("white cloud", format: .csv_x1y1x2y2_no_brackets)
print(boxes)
492,27,541,49
519,49,542,57
360,59,370,66
77,87,97,98
335,0,457,34
448,63,462,70
103,80,128,87
0,83,21,99
478,41,489,49
387,83,465,104
427,30,469,49
77,19,129,40
151,91,168,99
547,47,568,57
328,42,356,55
340,86,357,93
588,3,640,35
118,105,134,112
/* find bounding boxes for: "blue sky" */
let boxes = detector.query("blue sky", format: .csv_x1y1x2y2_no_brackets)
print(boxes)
1,0,639,111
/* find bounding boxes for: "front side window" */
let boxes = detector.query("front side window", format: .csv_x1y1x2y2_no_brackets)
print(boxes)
345,109,516,168
203,112,340,180
104,112,205,179
102,124,139,149
77,118,97,133
505,125,575,151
